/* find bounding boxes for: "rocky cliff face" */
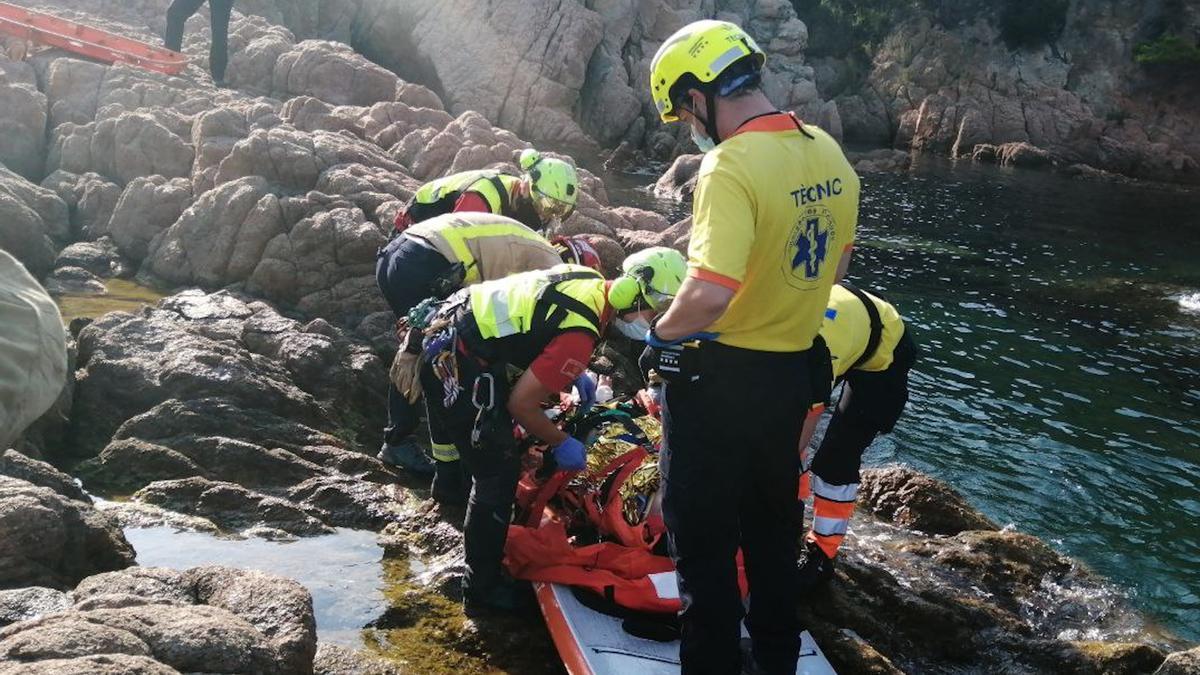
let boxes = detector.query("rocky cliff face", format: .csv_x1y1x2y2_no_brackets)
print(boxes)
252,0,1199,181
828,0,1200,183
11,0,1191,183
349,0,842,156
0,0,672,311
180,0,840,155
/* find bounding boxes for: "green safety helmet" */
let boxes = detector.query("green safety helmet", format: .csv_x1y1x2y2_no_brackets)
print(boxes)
607,247,687,312
520,148,579,221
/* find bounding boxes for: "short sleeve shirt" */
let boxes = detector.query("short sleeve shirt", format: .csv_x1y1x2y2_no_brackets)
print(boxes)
529,332,595,392
688,113,860,352
820,284,906,382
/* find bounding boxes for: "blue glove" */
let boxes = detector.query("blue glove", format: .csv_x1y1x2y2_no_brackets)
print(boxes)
644,327,720,349
572,374,597,412
552,436,587,471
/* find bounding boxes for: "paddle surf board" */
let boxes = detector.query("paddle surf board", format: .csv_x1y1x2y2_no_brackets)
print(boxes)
535,581,837,675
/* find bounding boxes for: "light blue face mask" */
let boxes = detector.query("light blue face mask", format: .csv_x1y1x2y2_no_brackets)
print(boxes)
690,125,716,153
613,316,651,341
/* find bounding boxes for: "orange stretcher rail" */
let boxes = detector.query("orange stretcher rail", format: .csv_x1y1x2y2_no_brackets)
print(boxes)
0,1,187,75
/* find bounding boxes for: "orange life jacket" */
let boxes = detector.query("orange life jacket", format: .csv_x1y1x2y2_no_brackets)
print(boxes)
505,521,682,614
507,405,749,616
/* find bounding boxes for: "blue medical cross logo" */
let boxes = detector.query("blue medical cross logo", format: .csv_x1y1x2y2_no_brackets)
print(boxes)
791,216,828,279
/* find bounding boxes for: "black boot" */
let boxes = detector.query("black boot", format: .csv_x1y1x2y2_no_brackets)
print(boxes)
797,540,835,596
431,460,469,507
377,438,434,474
462,575,536,616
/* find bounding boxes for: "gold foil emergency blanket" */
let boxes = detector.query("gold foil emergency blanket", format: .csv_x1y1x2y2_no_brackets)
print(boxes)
568,415,664,527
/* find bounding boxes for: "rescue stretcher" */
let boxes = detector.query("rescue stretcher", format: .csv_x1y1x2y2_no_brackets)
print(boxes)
508,403,837,675
0,2,187,75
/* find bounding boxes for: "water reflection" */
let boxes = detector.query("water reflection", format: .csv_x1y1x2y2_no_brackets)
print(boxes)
126,526,388,646
54,278,167,325
846,160,1200,639
586,152,1200,638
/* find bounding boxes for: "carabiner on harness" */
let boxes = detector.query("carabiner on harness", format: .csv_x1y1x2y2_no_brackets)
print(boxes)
472,372,496,411
470,372,497,448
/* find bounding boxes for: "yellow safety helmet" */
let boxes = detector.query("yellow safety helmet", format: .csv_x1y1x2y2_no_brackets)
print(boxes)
649,19,766,123
520,148,579,222
607,247,687,312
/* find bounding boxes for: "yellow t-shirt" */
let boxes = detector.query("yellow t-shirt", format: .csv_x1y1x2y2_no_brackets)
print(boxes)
688,112,860,351
820,284,906,381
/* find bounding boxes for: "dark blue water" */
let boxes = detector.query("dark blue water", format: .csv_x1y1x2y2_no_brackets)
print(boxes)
596,153,1200,640
839,158,1200,640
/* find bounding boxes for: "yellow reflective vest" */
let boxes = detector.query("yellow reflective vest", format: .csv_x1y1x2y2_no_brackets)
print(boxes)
412,170,519,216
403,213,560,284
466,264,607,368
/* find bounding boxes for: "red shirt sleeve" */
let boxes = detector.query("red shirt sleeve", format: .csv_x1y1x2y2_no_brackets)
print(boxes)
393,210,413,233
453,192,492,213
529,332,597,392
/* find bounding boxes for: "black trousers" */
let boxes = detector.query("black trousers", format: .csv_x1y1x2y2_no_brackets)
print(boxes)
419,350,521,593
164,0,234,81
661,341,812,675
375,235,453,445
811,330,918,485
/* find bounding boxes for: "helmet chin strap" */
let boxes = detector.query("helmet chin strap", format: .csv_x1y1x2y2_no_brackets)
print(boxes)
686,90,722,145
703,89,721,145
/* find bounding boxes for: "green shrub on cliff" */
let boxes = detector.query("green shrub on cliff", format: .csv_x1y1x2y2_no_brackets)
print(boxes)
794,0,1067,55
998,0,1069,48
793,0,934,56
1134,35,1200,65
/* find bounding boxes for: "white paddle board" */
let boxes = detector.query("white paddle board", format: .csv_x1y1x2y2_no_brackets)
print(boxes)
535,581,837,675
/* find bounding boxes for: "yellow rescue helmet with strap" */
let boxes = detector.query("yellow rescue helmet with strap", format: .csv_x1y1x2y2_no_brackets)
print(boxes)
607,247,687,312
649,19,766,123
520,149,579,221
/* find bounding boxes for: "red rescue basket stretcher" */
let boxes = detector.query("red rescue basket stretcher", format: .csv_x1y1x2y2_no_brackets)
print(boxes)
0,1,188,75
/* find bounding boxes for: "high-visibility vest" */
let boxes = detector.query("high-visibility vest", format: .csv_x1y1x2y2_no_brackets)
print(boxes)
403,213,560,284
466,265,606,368
406,170,518,222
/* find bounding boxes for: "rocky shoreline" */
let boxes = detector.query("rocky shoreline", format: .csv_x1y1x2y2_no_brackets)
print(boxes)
1,1,1198,673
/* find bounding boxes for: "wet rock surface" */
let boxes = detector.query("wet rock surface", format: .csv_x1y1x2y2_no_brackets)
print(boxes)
653,153,703,202
60,289,408,537
313,643,403,675
0,476,134,590
0,166,70,277
133,477,333,537
848,148,913,174
859,465,999,535
52,238,132,280
1158,647,1200,674
0,565,316,674
0,451,88,503
798,519,1171,674
0,588,72,629
44,266,107,296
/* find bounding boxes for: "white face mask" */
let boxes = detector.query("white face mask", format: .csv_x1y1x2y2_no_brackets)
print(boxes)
613,316,651,341
690,125,716,153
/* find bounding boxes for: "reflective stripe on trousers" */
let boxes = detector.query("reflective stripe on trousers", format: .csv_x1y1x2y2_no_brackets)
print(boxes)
802,472,860,559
